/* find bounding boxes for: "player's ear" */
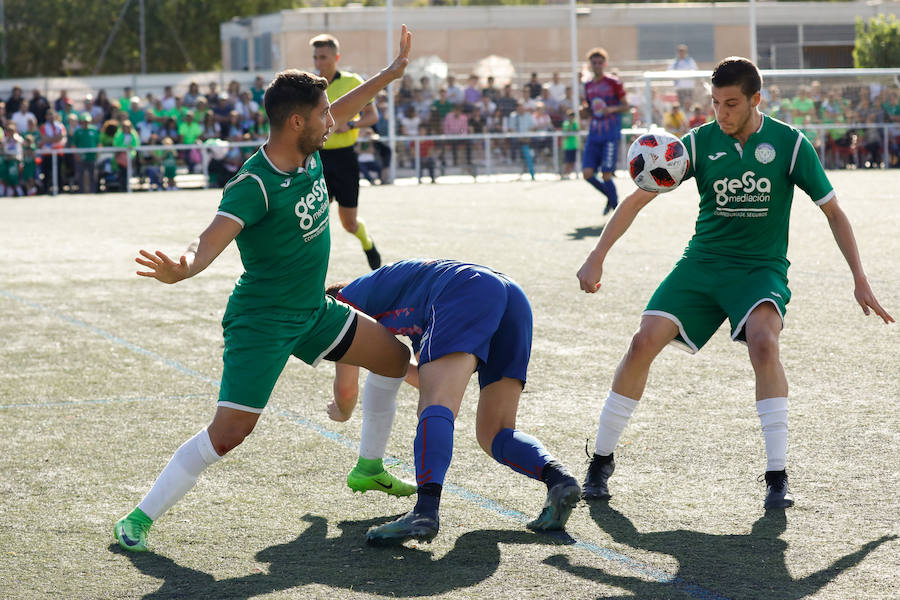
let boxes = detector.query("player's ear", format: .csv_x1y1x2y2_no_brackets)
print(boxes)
750,91,761,108
289,112,306,131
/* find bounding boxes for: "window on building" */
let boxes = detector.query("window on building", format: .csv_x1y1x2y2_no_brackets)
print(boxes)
230,37,249,71
254,33,272,70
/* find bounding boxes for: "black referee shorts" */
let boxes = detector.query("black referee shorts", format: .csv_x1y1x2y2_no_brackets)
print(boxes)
320,146,360,208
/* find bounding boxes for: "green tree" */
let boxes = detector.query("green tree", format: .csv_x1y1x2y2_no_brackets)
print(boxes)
854,14,900,68
2,0,302,77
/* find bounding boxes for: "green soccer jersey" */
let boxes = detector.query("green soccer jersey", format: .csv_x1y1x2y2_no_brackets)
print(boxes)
680,115,834,271
217,147,331,316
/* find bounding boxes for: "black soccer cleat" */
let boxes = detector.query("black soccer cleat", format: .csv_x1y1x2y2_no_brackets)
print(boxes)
763,469,794,509
366,510,439,546
582,452,615,500
527,475,582,531
364,243,382,270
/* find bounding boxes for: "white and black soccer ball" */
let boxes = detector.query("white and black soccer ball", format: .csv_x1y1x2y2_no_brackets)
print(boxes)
626,131,689,194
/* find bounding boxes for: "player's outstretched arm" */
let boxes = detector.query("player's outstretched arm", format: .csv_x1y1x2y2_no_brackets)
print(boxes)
820,197,894,324
329,25,412,125
135,214,242,284
329,363,360,422
577,187,656,293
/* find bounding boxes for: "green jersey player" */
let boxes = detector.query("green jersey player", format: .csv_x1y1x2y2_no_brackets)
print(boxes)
115,26,415,553
576,57,893,510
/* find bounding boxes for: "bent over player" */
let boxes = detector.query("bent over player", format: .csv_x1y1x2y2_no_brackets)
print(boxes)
327,259,582,545
576,57,892,509
114,27,414,553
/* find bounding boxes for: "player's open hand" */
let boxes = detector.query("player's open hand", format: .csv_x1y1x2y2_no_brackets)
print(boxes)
384,25,412,81
577,252,604,293
135,249,190,284
854,279,894,324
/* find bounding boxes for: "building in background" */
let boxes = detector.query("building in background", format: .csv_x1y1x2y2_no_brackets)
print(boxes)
220,1,898,76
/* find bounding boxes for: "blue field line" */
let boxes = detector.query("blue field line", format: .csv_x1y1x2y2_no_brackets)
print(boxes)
0,392,215,410
2,287,729,600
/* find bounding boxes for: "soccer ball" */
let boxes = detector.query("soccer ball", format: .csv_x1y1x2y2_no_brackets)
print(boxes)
626,131,689,194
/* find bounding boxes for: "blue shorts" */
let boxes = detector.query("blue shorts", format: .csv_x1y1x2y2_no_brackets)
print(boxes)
418,268,532,388
582,137,618,174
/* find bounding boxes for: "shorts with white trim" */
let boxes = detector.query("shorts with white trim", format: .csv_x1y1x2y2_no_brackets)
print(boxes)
417,267,532,389
218,295,355,412
644,256,791,353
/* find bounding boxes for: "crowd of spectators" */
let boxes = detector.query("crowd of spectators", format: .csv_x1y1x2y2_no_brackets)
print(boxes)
0,76,271,195
759,81,900,169
1,71,898,195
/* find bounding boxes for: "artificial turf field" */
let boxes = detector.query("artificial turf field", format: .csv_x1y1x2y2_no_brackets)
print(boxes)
1,170,897,599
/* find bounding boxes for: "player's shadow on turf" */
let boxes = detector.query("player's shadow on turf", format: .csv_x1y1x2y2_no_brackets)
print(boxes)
111,512,574,599
566,225,605,240
543,503,896,600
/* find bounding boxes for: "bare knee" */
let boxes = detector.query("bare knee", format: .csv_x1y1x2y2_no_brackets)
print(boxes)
476,422,499,456
383,343,410,379
624,329,666,366
208,421,256,456
338,208,358,233
334,379,359,406
747,329,780,369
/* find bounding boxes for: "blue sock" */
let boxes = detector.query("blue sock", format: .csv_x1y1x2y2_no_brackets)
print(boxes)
522,146,535,179
414,405,455,488
490,428,553,481
602,179,618,207
587,175,608,197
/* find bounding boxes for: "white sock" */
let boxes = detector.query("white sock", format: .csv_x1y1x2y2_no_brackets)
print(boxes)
358,372,404,460
137,428,221,521
757,396,788,472
594,390,639,456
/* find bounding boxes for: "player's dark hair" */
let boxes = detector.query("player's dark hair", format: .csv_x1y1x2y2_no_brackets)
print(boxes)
711,57,762,98
264,70,328,129
586,47,608,61
325,282,347,299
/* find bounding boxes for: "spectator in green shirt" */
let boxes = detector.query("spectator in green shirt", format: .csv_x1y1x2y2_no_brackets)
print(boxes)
177,110,203,173
791,86,816,126
561,110,579,179
250,75,266,105
72,113,99,193
431,88,454,120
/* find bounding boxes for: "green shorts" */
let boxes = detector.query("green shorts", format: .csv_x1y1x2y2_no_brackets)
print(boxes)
218,295,355,413
644,257,791,353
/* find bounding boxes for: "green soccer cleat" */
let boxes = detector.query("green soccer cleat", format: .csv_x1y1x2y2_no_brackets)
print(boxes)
366,510,439,546
526,476,582,532
347,465,416,497
114,508,153,552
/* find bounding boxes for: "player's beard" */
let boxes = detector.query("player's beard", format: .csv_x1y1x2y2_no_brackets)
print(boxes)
720,104,753,137
296,129,324,156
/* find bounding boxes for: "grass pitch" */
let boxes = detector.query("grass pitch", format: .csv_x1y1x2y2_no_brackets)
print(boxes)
0,171,897,599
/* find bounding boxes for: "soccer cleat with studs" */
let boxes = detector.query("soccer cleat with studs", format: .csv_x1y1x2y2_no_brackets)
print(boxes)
582,446,615,500
762,469,794,509
364,244,382,270
114,508,153,552
347,466,417,497
527,476,582,531
365,510,439,546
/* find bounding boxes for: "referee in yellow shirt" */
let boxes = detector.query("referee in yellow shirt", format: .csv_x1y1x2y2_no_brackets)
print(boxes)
311,33,381,269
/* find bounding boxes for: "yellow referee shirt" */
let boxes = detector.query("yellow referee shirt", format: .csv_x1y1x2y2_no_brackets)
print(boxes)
324,71,366,150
